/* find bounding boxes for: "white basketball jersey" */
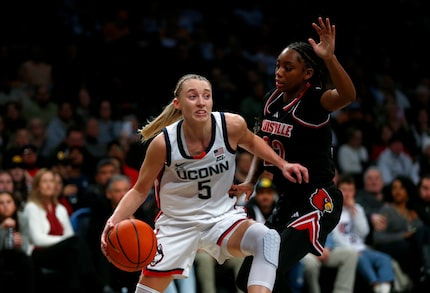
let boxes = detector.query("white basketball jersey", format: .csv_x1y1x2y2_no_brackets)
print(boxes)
156,112,237,221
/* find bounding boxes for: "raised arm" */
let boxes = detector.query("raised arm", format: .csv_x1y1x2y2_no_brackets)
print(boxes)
309,17,356,111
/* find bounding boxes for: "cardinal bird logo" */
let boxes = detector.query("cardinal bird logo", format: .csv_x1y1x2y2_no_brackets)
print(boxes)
310,188,333,214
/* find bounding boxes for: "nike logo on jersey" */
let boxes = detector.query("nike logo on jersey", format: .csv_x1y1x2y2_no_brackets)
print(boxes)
175,162,186,167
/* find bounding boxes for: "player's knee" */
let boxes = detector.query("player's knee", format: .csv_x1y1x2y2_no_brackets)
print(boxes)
240,223,280,267
263,229,280,267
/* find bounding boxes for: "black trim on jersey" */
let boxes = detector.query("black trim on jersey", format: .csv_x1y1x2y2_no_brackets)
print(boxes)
220,112,236,154
162,128,172,167
177,115,216,159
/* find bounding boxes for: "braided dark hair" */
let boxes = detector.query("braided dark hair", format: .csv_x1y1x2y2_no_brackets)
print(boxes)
287,42,327,88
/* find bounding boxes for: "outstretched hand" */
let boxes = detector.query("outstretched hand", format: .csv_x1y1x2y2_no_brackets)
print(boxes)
308,17,335,60
229,162,309,203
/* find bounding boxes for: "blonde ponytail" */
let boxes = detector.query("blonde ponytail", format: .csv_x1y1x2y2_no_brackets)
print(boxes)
139,101,182,142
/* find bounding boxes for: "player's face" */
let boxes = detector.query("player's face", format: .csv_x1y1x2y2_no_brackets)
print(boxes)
275,48,312,94
175,79,213,123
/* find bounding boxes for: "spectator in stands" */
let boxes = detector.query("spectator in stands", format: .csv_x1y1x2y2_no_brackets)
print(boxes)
87,174,145,293
0,190,35,292
106,139,139,186
21,84,57,127
0,169,15,194
377,134,420,186
355,166,388,245
336,127,369,189
3,127,32,163
373,175,428,289
49,125,98,177
417,138,430,177
2,100,27,138
4,154,32,205
44,101,78,158
18,168,103,293
411,174,430,283
84,157,119,199
95,99,122,145
27,117,49,162
82,116,108,162
333,174,394,293
20,144,42,177
369,124,394,163
54,146,91,212
302,232,358,293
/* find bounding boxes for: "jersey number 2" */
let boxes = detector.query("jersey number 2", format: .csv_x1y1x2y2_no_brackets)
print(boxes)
263,137,285,166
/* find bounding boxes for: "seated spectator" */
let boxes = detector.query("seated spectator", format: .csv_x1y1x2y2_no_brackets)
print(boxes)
369,124,393,163
336,127,369,189
20,143,42,177
26,117,49,161
411,174,430,282
302,232,358,293
0,170,15,194
48,125,98,178
82,116,108,161
355,166,388,245
377,134,420,186
87,174,147,293
417,138,430,177
18,168,103,293
333,174,394,293
106,139,139,186
373,175,430,290
0,190,35,292
4,154,32,204
44,101,78,159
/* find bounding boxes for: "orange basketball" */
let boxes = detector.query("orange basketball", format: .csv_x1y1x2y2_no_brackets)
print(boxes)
106,219,157,272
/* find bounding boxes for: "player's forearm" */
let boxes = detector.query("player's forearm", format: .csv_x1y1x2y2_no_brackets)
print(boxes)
244,155,264,185
325,55,356,103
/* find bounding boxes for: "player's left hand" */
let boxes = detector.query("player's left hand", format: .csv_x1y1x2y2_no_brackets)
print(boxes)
308,17,335,60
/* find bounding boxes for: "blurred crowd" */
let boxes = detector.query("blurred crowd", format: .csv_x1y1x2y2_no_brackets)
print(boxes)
2,0,430,292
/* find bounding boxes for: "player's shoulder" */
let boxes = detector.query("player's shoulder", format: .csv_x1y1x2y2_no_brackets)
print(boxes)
222,111,247,125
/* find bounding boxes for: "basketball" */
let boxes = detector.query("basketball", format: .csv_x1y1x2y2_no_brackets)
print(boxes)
106,219,157,272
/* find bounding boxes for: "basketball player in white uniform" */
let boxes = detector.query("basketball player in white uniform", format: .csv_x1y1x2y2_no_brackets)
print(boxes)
101,74,309,293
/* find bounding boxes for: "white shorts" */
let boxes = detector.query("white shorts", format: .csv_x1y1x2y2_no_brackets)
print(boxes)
144,206,248,278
